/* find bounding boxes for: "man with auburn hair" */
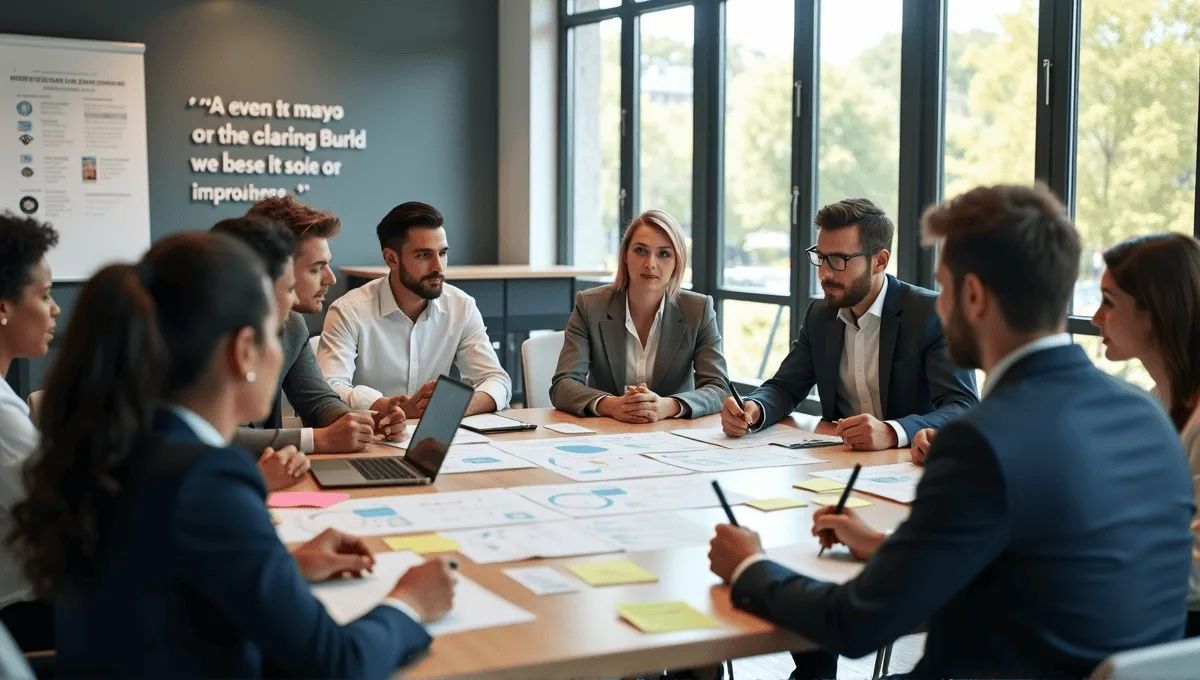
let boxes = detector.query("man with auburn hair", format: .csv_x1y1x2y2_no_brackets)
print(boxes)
709,184,1195,678
318,201,511,418
722,197,978,451
242,197,405,447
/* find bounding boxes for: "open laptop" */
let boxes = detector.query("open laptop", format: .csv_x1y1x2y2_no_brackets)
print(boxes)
310,375,474,487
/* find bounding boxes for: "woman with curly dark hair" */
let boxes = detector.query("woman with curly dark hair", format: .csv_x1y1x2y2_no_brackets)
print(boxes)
0,212,59,652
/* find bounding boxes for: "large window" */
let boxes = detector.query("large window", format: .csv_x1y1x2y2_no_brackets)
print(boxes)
560,0,1200,390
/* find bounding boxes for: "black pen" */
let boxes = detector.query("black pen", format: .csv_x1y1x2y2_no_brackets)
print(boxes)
817,463,862,557
728,380,745,410
711,480,739,527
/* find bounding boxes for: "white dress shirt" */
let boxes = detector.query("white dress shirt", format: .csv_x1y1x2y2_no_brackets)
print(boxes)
587,295,686,417
168,402,425,624
835,276,909,447
317,277,512,412
0,378,37,607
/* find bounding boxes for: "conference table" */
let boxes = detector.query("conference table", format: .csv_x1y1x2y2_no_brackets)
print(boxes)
284,408,914,679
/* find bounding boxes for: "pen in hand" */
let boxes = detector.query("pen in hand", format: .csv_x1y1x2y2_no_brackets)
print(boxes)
817,463,861,558
712,480,739,527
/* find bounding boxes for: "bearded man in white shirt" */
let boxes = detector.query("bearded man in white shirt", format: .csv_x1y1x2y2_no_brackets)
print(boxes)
317,201,511,418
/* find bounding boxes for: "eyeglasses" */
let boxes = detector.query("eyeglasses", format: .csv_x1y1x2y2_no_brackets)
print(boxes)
806,245,880,271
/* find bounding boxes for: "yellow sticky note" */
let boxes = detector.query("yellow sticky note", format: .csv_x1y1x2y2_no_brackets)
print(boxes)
793,478,847,493
567,560,658,586
617,601,718,634
810,494,873,508
384,534,460,554
748,497,808,511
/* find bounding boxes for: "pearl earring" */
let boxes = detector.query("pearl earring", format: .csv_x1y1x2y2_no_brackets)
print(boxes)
0,318,6,326
246,372,257,383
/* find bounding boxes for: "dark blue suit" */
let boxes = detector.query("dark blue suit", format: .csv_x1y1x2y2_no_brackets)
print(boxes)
748,275,978,441
733,345,1196,678
56,411,431,678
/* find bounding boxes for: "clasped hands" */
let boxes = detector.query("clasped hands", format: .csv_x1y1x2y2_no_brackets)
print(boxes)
597,383,681,423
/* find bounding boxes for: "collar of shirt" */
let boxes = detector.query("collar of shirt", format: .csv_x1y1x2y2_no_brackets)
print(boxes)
167,404,228,447
837,274,889,330
376,276,443,322
624,293,666,344
981,333,1073,398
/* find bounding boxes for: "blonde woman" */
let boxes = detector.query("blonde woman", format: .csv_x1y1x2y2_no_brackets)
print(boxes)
551,210,730,422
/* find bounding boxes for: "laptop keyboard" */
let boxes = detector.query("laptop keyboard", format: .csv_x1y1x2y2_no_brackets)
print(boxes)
349,457,419,481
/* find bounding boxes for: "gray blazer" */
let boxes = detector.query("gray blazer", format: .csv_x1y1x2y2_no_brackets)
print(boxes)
233,311,351,452
550,285,730,418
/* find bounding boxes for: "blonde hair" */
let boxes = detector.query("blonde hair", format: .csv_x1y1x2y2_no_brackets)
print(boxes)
614,210,688,301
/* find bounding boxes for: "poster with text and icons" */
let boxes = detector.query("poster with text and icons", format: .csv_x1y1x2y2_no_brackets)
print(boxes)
1,34,150,280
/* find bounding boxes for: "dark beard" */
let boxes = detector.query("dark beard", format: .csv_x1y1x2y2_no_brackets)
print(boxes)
824,268,874,310
400,267,444,300
945,300,981,369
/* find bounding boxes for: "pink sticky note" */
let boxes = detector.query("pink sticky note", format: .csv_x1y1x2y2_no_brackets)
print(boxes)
268,491,350,509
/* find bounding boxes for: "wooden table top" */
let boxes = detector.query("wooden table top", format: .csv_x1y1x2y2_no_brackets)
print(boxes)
339,265,613,281
288,409,913,679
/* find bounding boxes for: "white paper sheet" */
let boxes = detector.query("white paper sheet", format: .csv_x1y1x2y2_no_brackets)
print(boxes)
512,475,753,518
444,522,618,564
460,413,534,430
492,432,710,459
544,423,597,434
648,446,826,472
502,566,581,595
312,551,536,635
578,512,713,552
766,542,865,585
378,425,491,449
810,462,923,503
435,444,537,475
273,488,566,542
516,449,691,482
671,426,843,450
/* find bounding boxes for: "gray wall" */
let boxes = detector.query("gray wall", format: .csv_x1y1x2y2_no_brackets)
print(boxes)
2,0,499,394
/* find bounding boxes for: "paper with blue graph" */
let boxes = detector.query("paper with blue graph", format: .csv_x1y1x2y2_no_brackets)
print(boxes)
436,444,537,474
648,446,825,472
491,432,711,459
511,449,691,482
272,488,566,543
810,462,923,503
512,476,753,518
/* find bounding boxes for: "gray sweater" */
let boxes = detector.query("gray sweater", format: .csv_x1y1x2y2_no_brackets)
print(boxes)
233,311,351,451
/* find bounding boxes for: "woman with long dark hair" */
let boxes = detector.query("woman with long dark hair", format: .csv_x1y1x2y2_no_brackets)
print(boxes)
0,213,60,652
8,232,454,677
1091,231,1200,637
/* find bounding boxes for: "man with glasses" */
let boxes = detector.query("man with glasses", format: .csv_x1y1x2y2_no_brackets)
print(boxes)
722,198,977,453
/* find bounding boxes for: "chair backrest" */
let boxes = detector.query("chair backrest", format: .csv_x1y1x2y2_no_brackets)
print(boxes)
1091,637,1200,680
521,331,565,409
308,335,319,356
0,620,35,679
26,390,44,424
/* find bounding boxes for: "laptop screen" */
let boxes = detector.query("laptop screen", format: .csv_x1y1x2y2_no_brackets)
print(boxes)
404,375,475,479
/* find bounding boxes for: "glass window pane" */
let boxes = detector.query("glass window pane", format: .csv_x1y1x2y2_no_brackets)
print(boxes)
568,0,621,14
569,18,623,272
638,5,694,285
943,0,1039,197
818,0,902,276
721,0,794,295
1075,335,1155,390
1072,0,1199,316
722,300,791,383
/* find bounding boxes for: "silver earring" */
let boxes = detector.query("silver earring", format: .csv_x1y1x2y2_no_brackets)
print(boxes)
246,372,257,383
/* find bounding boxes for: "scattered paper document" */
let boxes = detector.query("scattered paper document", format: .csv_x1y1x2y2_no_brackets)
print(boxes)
811,462,923,503
810,494,872,508
503,566,581,595
568,559,658,586
460,413,533,431
493,432,709,460
445,522,618,565
767,542,864,585
517,450,691,482
378,425,490,449
671,426,842,451
383,534,460,554
793,478,847,493
268,491,349,509
513,476,752,518
436,445,537,474
544,423,596,435
649,446,825,473
618,601,718,634
579,512,713,552
748,497,808,512
312,551,535,635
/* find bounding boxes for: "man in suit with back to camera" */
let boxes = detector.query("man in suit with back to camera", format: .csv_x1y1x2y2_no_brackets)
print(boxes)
709,183,1196,679
721,198,978,451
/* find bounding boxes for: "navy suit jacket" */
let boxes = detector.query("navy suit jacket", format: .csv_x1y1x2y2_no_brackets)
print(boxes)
732,345,1196,678
748,275,978,441
56,411,431,679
